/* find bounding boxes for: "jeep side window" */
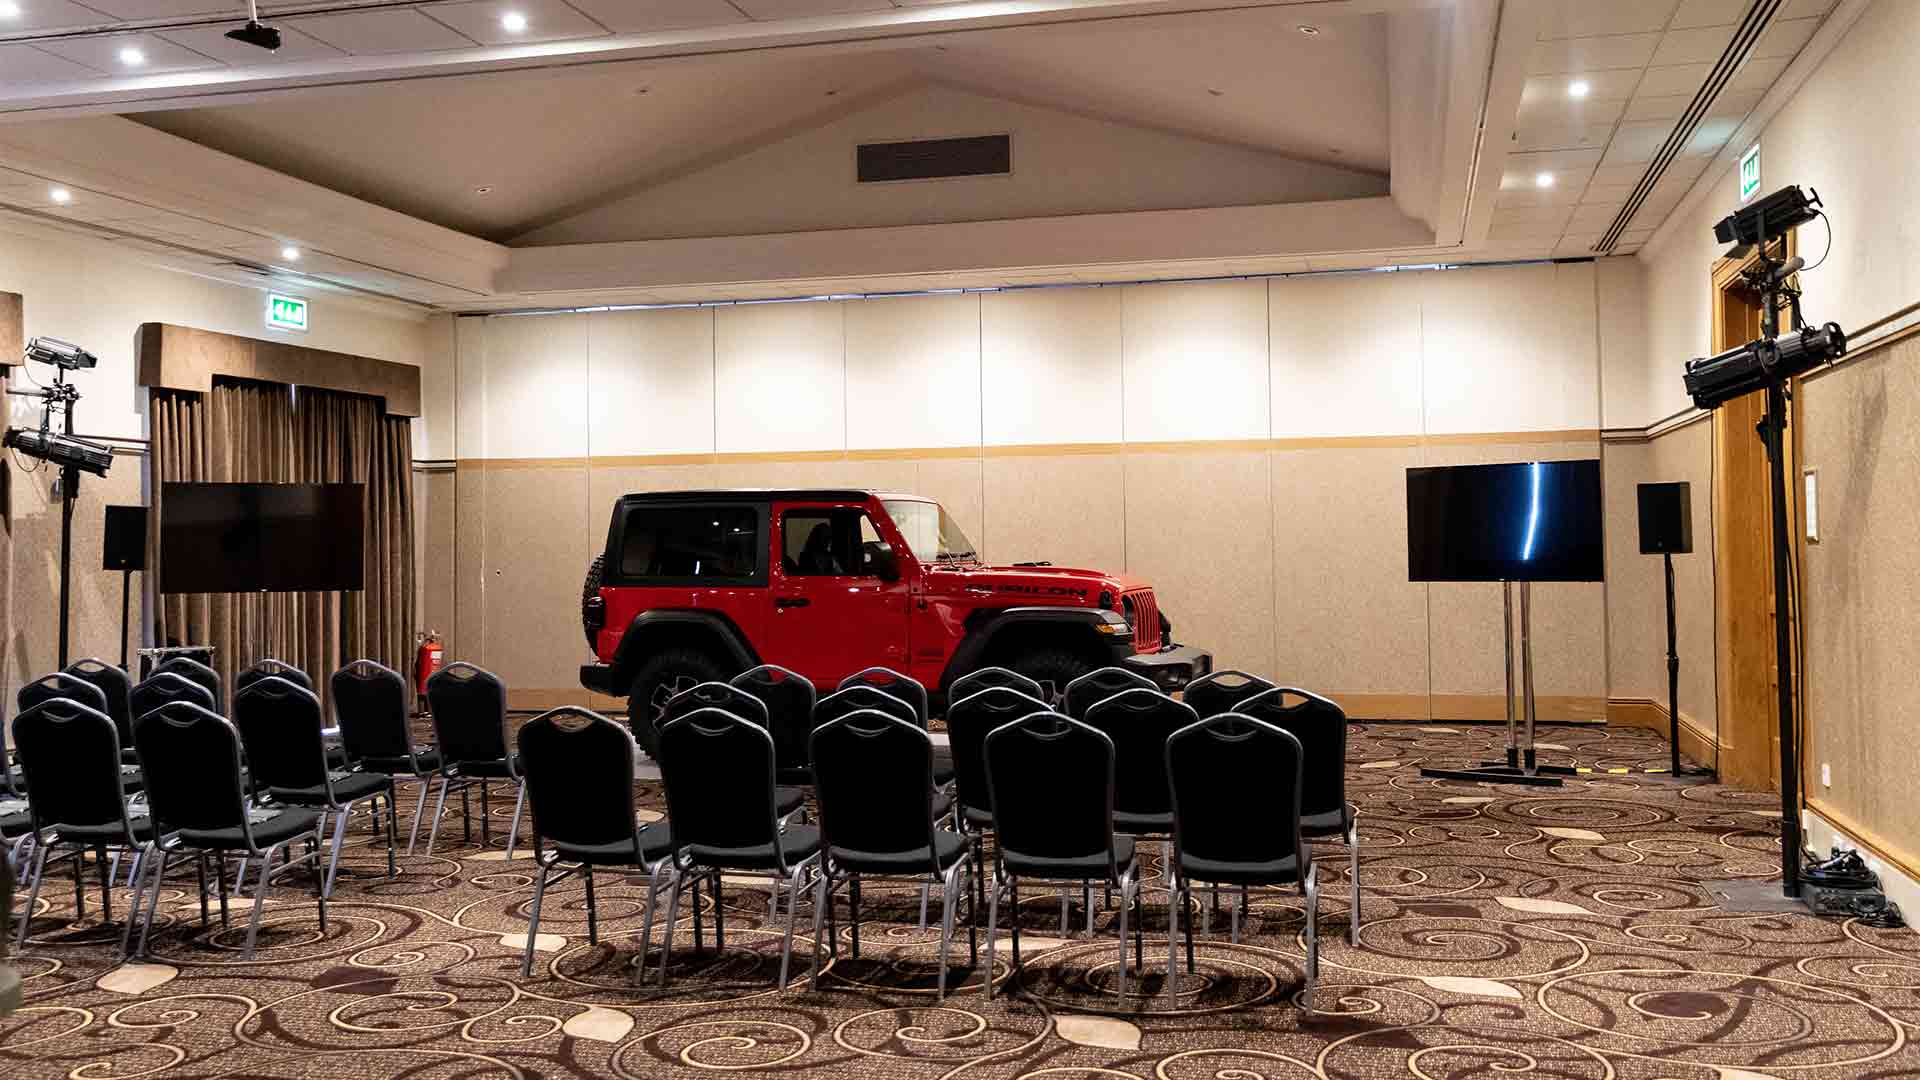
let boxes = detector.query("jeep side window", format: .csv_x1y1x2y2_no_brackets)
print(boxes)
783,508,891,577
620,506,759,581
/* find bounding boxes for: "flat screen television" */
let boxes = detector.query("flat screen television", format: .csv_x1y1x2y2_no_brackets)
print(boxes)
160,482,366,594
1406,460,1604,582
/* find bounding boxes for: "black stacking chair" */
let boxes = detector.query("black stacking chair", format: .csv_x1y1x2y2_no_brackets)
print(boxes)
1182,670,1278,719
154,655,223,714
837,667,929,724
943,686,1049,927
20,674,141,790
332,660,440,854
665,683,807,824
809,710,975,998
982,713,1142,1001
517,707,677,980
656,707,821,989
947,667,1045,709
63,660,135,762
235,659,313,697
1063,666,1158,721
131,672,216,721
11,699,159,955
816,685,954,787
424,663,525,858
1240,687,1360,944
132,702,328,960
730,665,817,785
1084,687,1195,839
234,677,396,896
1165,713,1319,1007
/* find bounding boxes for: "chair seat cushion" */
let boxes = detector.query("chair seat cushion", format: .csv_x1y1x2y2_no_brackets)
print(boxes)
0,799,31,835
775,786,807,818
269,771,390,806
53,815,158,845
4,766,25,794
553,819,676,867
1179,849,1310,887
175,806,324,850
686,824,821,870
324,745,351,770
932,747,956,786
1004,836,1136,881
450,754,519,779
931,790,954,821
359,747,441,775
961,803,992,830
832,828,966,875
1301,805,1354,838
1114,810,1174,835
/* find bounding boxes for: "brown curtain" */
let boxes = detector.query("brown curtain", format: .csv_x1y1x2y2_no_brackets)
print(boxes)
148,378,415,697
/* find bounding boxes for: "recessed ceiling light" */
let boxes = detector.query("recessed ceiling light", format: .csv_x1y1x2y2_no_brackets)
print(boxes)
500,11,528,32
280,245,301,260
1297,24,1320,35
473,185,494,195
49,187,72,204
1568,79,1591,99
1206,88,1224,97
0,2,21,18
1535,172,1556,188
118,46,146,66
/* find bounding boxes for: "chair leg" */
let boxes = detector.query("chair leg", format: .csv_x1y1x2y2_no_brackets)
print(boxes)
691,874,704,953
196,853,209,928
965,850,978,966
522,860,550,978
1348,820,1361,947
217,852,232,928
425,777,452,855
241,848,275,961
936,863,959,1002
1115,872,1130,1001
1303,866,1320,1012
1230,885,1242,945
778,863,805,988
323,803,352,898
406,777,429,855
636,861,667,985
505,782,526,861
849,875,861,960
712,873,725,953
584,868,598,946
1183,883,1196,975
136,848,173,958
1058,887,1068,935
984,861,1000,1002
116,846,147,958
72,844,86,922
480,781,491,846
1165,877,1181,997
1009,876,1023,991
385,784,399,878
808,864,831,992
16,838,51,951
98,844,114,924
918,883,930,931
659,865,684,987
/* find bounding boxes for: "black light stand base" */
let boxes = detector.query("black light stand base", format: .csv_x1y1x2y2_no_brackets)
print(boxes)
1419,765,1565,787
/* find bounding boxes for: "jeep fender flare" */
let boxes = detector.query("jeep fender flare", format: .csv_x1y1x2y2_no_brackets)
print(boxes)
608,610,760,691
938,606,1128,694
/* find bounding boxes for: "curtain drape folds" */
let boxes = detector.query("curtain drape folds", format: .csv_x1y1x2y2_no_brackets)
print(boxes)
148,378,414,698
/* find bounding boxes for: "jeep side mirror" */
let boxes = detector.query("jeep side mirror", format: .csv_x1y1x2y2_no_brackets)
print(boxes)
866,542,901,582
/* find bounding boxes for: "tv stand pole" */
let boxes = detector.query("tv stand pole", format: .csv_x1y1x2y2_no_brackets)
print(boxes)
1421,580,1575,787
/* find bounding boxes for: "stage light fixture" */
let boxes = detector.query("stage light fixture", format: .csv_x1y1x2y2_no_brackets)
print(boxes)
1684,322,1847,410
1715,184,1821,253
2,428,113,476
25,336,99,370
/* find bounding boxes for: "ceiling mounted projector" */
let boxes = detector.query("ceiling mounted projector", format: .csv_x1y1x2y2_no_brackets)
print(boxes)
225,2,280,51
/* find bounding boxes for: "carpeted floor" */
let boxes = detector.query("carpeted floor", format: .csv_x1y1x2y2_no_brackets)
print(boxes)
6,722,1918,1080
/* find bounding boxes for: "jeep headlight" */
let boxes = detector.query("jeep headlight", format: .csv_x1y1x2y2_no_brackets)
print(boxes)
1095,609,1131,635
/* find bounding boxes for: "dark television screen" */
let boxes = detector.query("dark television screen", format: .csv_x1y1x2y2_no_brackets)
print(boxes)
1406,461,1604,582
161,482,365,594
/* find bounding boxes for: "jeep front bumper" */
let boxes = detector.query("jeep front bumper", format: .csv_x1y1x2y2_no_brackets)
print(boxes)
1121,644,1214,690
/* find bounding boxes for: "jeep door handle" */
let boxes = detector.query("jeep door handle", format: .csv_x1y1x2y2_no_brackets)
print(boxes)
775,597,810,609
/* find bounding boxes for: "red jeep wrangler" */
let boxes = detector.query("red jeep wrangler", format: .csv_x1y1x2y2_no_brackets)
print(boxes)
579,489,1212,752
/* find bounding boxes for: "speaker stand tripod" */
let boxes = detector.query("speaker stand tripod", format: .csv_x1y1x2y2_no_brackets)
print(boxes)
1421,580,1576,787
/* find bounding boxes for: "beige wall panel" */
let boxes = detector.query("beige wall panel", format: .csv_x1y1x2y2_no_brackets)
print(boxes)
450,464,489,665
586,307,716,457
1125,449,1274,673
981,453,1125,572
1420,262,1601,434
844,293,981,450
714,302,846,454
1270,272,1424,437
416,469,457,642
1271,445,1429,700
6,456,145,685
1800,342,1920,866
478,464,591,691
1423,440,1606,708
911,457,986,561
980,287,1123,447
704,458,913,493
1122,279,1271,442
1595,256,1651,430
417,314,457,461
477,314,591,459
453,315,488,459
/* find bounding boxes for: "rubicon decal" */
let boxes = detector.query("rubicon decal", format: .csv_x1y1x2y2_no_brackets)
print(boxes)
996,584,1088,598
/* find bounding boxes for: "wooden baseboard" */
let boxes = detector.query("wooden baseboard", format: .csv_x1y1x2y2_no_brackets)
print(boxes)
1804,799,1920,904
1606,697,1720,767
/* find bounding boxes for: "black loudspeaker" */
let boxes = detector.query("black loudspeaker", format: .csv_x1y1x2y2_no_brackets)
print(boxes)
103,505,148,571
1637,482,1693,555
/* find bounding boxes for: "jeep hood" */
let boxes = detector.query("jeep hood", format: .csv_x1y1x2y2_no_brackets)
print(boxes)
923,561,1148,601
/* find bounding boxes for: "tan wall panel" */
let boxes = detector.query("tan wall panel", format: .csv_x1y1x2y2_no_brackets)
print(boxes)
478,313,591,459
1420,262,1601,435
450,463,488,667
477,464,591,689
1270,272,1424,437
714,302,846,454
415,469,457,642
980,287,1123,447
845,293,981,450
1124,449,1274,673
1121,279,1270,442
586,308,716,457
982,453,1126,571
5,456,145,685
1271,445,1428,696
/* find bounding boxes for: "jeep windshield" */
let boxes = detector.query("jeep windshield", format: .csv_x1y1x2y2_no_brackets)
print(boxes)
883,499,980,565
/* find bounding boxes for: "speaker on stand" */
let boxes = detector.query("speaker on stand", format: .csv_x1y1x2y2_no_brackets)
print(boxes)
102,505,146,672
1637,482,1711,778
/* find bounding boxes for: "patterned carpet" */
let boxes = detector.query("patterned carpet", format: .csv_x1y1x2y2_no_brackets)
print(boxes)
6,722,1918,1080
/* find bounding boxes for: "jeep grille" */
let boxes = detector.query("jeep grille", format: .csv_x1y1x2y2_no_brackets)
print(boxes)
1122,588,1160,653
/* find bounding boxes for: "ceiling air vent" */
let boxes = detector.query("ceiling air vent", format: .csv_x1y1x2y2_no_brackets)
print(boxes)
856,134,1011,183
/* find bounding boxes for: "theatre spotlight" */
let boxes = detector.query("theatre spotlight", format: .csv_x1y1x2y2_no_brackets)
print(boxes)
24,335,97,370
1715,184,1821,253
224,2,281,51
1684,322,1847,410
2,428,113,477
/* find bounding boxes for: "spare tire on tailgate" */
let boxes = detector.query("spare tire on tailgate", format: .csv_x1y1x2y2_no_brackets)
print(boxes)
581,554,604,648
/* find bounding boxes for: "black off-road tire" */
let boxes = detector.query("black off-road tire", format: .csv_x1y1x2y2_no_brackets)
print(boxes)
581,555,605,648
1006,647,1096,707
626,647,727,757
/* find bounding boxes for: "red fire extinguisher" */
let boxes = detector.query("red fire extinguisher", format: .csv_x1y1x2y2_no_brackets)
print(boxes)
414,630,444,702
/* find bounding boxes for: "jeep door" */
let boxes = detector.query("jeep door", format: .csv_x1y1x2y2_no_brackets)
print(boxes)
766,500,911,686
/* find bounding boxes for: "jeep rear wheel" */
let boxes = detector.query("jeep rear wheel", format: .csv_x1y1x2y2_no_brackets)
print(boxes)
580,554,605,648
1006,647,1096,706
626,648,727,757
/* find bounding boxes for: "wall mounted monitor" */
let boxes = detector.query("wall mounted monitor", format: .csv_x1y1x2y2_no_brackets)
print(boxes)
160,482,365,594
1406,460,1604,582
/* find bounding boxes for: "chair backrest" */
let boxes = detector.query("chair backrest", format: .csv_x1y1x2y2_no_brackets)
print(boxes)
1182,669,1278,719
1166,713,1305,873
63,659,132,741
948,666,1045,708
657,707,797,870
1063,666,1158,721
662,681,769,732
811,710,939,871
1238,687,1348,818
426,662,512,771
18,672,109,719
944,687,1051,816
1082,687,1197,819
131,672,218,724
233,676,331,794
518,707,650,859
13,699,134,840
984,713,1117,872
814,685,917,731
837,667,928,724
331,660,415,762
730,664,817,775
235,659,314,698
134,701,251,838
155,655,224,713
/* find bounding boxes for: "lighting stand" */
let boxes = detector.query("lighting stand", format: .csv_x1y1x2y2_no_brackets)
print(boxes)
6,366,84,668
1420,580,1577,787
1661,552,1714,778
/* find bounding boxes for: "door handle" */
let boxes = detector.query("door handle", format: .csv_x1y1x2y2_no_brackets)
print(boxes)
775,597,811,609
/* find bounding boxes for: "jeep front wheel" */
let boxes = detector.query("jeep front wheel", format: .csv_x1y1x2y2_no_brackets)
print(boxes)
626,648,726,757
1007,647,1095,705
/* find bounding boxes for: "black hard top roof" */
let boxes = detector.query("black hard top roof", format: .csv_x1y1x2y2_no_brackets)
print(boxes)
616,489,928,503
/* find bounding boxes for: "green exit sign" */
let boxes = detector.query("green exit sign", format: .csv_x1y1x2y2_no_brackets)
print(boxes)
1738,142,1762,203
267,292,308,333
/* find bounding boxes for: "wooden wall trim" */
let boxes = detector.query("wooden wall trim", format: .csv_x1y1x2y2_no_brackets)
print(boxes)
136,322,421,417
1806,798,1920,891
1607,697,1720,768
0,292,20,367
